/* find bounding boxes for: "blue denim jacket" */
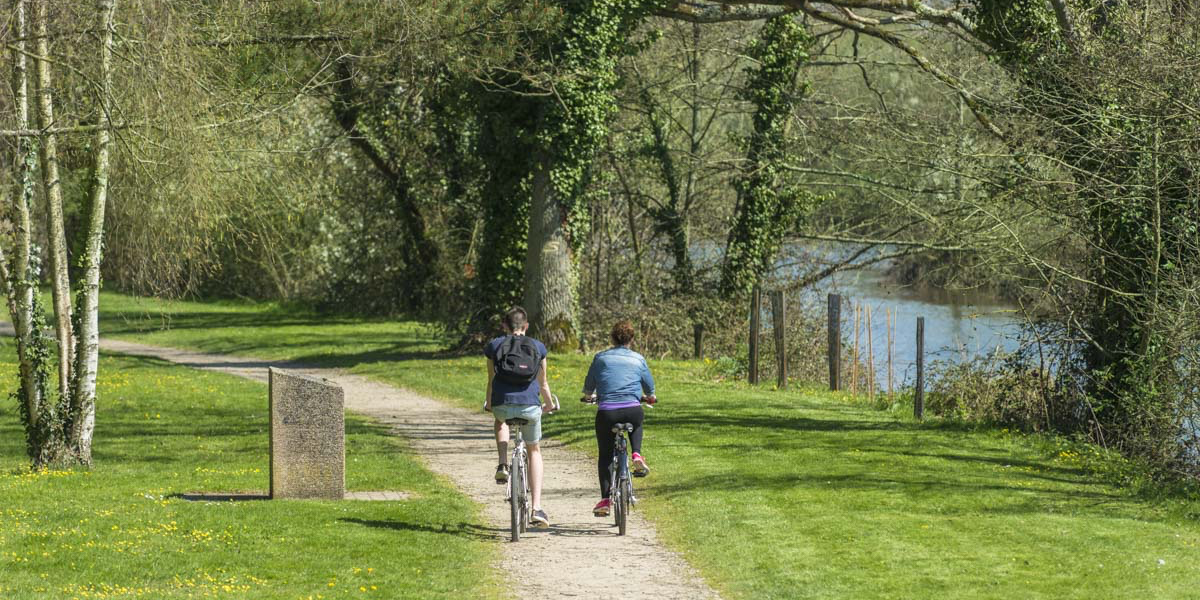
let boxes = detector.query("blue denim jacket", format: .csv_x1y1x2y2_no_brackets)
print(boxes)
582,346,655,410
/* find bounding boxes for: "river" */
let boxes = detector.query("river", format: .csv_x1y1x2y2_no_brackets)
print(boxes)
809,265,1024,389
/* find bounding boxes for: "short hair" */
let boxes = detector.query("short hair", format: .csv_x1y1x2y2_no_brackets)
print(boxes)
611,320,635,346
504,307,529,331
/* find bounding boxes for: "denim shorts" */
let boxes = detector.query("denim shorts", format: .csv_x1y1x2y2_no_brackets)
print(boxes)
492,404,543,443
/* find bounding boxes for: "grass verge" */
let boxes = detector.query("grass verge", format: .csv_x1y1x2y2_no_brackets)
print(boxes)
0,340,499,599
94,292,1200,599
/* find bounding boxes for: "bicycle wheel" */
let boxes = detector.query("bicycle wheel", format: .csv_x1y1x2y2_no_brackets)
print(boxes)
510,450,523,542
519,453,530,533
616,475,628,536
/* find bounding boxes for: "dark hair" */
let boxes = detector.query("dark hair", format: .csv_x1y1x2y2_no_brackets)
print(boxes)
504,307,529,331
611,320,635,346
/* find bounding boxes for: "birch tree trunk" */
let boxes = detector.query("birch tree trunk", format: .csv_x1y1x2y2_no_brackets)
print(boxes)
8,0,44,436
523,154,577,351
68,0,119,464
33,0,74,400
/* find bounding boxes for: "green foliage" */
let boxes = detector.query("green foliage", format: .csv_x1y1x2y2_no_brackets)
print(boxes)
540,0,666,250
967,0,1060,70
965,0,1200,473
468,81,539,332
9,298,58,468
721,16,818,296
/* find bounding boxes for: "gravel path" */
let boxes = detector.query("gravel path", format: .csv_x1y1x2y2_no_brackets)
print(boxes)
85,334,721,600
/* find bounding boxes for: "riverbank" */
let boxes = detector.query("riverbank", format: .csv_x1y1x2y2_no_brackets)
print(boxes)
84,291,1200,598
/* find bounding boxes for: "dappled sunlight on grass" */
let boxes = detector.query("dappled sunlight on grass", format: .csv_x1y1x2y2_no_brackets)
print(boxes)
93,291,1200,599
0,333,499,600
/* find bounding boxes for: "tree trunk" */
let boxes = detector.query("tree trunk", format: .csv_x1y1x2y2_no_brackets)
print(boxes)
524,154,577,351
33,0,73,401
68,0,118,465
8,0,43,435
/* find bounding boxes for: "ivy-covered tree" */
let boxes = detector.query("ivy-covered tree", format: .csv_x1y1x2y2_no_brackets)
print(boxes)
720,15,816,296
519,0,665,349
965,1,1200,461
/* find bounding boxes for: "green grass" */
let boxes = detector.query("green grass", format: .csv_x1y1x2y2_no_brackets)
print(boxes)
0,334,499,599
90,292,1200,598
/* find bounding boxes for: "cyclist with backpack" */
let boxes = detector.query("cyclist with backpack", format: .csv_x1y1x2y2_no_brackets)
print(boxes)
581,320,657,517
484,306,555,528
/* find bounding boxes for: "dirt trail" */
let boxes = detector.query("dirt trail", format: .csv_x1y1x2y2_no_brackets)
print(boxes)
89,335,721,600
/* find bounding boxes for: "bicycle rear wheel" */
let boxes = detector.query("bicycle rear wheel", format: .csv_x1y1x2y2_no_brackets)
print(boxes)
510,451,523,542
615,476,628,535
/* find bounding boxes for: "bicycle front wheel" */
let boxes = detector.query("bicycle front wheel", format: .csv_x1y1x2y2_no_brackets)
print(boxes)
510,452,523,542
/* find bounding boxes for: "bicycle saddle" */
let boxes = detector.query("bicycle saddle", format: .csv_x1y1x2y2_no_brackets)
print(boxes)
612,423,635,433
505,418,531,426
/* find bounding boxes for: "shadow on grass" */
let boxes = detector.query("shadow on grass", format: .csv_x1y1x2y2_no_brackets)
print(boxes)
106,329,462,372
171,492,270,502
645,470,1128,513
890,450,1089,478
102,311,366,333
340,517,504,541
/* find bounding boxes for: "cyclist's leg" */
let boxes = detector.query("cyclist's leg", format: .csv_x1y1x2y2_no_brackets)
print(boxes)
527,442,543,503
595,409,616,498
494,419,509,465
519,405,545,510
625,405,646,455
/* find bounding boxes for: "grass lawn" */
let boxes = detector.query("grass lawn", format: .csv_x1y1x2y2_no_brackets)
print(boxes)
91,292,1200,599
0,337,499,599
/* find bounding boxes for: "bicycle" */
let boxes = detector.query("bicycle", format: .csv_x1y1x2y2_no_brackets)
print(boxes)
581,394,655,536
500,395,558,542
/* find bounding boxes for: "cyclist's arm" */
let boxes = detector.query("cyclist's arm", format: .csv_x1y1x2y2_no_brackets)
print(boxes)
484,360,495,411
582,356,599,397
537,357,553,409
640,359,656,398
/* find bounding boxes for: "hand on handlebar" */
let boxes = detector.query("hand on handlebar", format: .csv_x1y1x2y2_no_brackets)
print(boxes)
579,394,658,406
542,394,560,414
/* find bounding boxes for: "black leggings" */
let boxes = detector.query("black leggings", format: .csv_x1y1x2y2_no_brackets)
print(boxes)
595,406,644,498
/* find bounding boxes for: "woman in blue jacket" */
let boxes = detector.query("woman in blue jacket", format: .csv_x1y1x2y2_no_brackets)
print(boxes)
582,320,656,517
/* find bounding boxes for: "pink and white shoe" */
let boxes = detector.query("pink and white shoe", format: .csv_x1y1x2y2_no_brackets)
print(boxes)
632,452,649,477
593,498,612,517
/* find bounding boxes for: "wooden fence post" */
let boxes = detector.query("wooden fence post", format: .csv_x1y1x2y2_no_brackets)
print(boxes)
693,323,704,360
772,290,786,389
749,285,760,385
852,302,860,396
866,304,875,403
915,316,925,420
886,308,894,403
828,294,840,391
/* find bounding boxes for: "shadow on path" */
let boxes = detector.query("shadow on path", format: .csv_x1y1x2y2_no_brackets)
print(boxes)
340,517,504,541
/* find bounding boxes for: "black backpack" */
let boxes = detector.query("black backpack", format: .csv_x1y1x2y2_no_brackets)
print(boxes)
493,335,541,385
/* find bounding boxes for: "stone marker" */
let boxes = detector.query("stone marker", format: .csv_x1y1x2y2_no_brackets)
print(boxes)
269,367,345,499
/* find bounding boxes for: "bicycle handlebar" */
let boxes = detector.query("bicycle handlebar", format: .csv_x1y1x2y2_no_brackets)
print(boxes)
580,394,657,407
483,394,560,413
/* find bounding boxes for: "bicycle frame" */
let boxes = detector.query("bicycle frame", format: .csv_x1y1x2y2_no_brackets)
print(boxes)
507,424,532,542
609,424,636,536
501,395,557,542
